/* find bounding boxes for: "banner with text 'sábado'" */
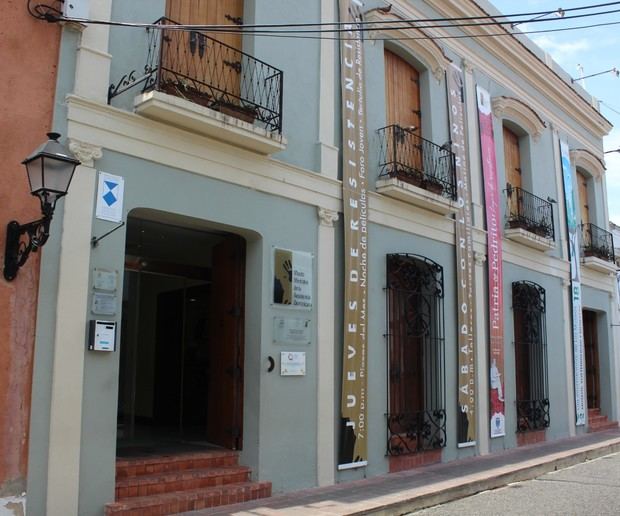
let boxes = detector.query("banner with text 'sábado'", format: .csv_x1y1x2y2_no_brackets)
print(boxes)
448,64,477,447
476,86,505,438
560,140,586,426
338,0,369,470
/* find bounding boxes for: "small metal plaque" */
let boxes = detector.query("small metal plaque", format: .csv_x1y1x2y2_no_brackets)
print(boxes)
273,317,311,345
280,352,306,376
92,292,117,315
93,268,117,292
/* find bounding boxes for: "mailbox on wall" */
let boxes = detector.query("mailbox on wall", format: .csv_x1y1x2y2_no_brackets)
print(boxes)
88,320,117,352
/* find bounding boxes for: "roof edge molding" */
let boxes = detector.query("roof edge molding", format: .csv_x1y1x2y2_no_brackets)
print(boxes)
492,96,547,141
570,148,606,178
366,10,452,83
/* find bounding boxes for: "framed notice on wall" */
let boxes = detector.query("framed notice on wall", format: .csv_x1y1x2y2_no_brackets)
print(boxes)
272,247,313,309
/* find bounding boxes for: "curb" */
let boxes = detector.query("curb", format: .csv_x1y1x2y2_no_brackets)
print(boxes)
357,438,620,515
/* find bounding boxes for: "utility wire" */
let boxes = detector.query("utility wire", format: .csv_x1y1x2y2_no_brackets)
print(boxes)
52,1,620,31
47,2,620,35
147,8,620,35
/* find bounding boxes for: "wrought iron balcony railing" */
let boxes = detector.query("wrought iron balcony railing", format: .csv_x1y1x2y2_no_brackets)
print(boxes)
108,18,283,133
516,399,550,433
505,186,554,240
581,223,615,263
377,125,456,200
386,410,447,455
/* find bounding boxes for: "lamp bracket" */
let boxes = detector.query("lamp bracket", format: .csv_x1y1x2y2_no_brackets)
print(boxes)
91,221,125,248
4,216,52,281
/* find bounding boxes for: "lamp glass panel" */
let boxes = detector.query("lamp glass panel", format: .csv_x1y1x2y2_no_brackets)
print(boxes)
43,156,76,194
25,158,44,193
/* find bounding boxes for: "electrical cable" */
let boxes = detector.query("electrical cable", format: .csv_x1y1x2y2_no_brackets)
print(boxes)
42,2,620,35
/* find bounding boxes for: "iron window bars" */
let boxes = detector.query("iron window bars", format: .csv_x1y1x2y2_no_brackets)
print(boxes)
377,125,456,200
505,186,555,240
581,223,615,263
108,17,284,133
385,254,446,455
512,281,550,433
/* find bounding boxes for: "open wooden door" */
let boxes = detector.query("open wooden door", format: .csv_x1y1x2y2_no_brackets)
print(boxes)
583,310,600,410
206,235,245,450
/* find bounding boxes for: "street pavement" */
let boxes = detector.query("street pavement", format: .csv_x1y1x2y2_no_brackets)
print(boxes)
184,429,620,515
412,452,620,516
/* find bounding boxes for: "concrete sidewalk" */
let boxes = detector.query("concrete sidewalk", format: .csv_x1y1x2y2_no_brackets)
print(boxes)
183,429,620,515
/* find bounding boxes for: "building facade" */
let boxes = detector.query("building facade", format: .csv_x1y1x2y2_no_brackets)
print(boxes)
14,0,620,515
0,2,62,513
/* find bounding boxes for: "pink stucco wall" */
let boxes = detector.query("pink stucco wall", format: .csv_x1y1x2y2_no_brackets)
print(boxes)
0,0,61,498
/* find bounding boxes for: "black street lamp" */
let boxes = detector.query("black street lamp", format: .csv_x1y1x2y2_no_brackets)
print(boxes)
4,133,81,281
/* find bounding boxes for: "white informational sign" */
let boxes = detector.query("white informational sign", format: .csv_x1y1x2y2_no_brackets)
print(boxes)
93,268,118,292
273,317,312,345
280,351,306,376
96,172,125,222
273,248,313,309
92,292,117,316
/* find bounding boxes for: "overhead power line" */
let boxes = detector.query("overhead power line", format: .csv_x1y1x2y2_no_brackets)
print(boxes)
30,1,620,32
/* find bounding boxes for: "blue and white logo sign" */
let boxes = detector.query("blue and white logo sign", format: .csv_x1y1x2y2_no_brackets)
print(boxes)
96,172,125,223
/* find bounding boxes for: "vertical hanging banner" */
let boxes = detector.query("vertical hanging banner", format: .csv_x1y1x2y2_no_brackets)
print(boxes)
447,64,477,447
476,86,505,438
338,0,369,470
560,140,586,426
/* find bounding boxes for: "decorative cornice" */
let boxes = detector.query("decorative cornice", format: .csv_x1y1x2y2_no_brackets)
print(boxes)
423,0,612,139
474,251,487,265
491,96,547,141
366,9,452,83
68,139,102,167
570,148,606,179
461,58,474,74
318,207,339,227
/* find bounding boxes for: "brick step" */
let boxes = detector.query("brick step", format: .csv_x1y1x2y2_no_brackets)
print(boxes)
105,481,272,515
115,466,251,499
589,420,619,432
588,408,601,416
116,450,239,479
588,415,608,426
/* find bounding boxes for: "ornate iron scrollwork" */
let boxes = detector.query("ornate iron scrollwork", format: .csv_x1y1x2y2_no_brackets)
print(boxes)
512,281,550,434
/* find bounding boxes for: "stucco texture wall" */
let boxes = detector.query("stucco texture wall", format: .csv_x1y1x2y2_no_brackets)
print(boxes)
0,0,60,504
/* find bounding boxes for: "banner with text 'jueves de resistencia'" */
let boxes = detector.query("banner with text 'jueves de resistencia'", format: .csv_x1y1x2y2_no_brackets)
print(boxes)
338,0,369,470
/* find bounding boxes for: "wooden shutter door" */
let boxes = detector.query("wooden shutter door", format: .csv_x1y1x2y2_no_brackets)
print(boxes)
503,126,522,219
384,50,422,173
165,0,243,100
577,171,590,225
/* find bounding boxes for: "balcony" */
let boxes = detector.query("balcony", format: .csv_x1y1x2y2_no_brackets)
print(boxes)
376,125,457,215
108,18,285,154
581,223,616,273
504,187,555,251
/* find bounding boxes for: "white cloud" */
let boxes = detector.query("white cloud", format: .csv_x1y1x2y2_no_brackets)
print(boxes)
531,35,590,65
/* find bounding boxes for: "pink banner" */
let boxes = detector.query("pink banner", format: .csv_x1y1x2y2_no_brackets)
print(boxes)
476,86,505,438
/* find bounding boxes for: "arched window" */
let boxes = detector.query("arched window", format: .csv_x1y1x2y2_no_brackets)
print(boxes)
512,281,550,433
386,254,446,455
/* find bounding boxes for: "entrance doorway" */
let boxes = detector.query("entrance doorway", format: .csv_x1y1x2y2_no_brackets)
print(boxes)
117,215,246,454
583,310,600,410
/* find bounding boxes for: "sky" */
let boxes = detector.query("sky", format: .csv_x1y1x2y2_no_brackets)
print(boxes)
489,0,620,224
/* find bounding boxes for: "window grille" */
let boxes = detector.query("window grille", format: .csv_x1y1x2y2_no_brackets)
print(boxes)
512,281,550,433
385,254,446,455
